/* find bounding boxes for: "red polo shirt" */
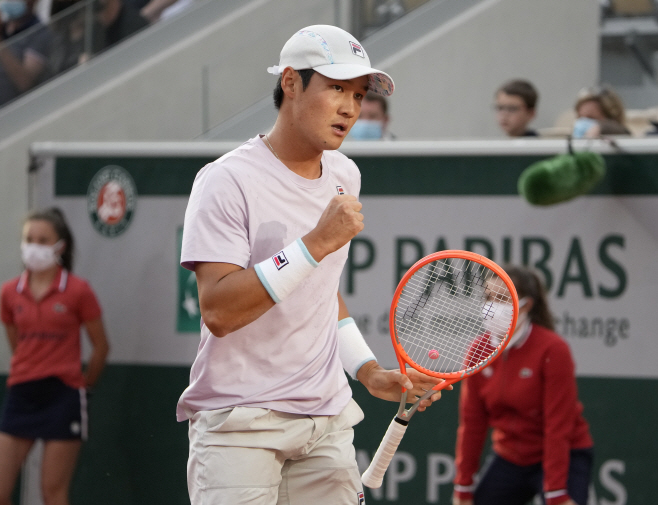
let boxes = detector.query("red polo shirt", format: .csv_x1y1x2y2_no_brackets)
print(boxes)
454,324,593,505
1,268,102,388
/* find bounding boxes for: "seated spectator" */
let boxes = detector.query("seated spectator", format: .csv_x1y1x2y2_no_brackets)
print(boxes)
494,79,539,137
0,0,52,107
348,91,395,140
96,0,148,49
123,0,192,23
572,85,631,138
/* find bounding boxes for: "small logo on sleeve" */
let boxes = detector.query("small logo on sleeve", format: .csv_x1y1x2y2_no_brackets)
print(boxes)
336,185,345,195
272,251,289,270
350,41,365,58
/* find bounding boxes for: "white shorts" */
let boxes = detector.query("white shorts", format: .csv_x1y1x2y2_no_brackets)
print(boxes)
187,398,366,505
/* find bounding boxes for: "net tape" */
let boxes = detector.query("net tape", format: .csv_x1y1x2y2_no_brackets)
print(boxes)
394,257,513,374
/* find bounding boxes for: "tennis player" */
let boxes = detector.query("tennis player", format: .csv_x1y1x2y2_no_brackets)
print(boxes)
177,24,445,505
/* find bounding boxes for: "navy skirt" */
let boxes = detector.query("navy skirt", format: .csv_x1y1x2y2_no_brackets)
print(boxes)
0,377,88,440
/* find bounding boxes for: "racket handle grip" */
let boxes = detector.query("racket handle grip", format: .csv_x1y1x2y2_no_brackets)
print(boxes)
361,417,408,489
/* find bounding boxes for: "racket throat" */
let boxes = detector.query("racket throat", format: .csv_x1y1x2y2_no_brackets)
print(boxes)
393,416,409,426
396,391,408,418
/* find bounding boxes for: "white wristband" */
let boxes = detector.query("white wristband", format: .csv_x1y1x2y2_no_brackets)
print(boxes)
338,317,377,380
254,238,318,303
545,490,568,499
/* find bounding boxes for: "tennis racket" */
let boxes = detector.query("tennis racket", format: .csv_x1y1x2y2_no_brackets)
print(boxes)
361,250,518,489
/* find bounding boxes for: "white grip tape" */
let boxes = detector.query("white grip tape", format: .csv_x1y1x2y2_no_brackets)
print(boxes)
338,317,377,380
254,238,318,303
361,418,408,489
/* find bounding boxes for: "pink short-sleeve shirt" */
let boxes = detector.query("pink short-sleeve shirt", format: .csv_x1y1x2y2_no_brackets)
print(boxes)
177,136,362,420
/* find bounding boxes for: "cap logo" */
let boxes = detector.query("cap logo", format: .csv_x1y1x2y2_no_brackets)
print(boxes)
350,41,364,58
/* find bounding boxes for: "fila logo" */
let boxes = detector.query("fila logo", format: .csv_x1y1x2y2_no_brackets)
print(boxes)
357,491,365,504
350,41,365,58
336,185,345,195
272,251,289,270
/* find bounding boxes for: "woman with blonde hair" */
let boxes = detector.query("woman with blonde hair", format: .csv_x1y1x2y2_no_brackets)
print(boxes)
573,85,630,138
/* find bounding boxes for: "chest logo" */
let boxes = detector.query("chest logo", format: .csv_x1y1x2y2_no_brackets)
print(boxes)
336,185,345,195
53,303,67,314
519,367,533,378
482,367,494,378
357,491,365,504
272,251,289,270
88,165,137,238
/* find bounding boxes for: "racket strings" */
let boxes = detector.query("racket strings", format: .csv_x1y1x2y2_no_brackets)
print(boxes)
394,258,513,374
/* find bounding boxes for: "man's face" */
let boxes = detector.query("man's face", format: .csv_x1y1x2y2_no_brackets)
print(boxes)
495,92,535,137
290,71,369,151
359,99,387,124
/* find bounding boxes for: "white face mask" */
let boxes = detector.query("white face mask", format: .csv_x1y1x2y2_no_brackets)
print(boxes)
482,301,514,343
483,297,530,346
21,241,63,272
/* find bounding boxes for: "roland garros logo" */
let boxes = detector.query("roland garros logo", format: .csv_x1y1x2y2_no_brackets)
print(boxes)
87,165,136,237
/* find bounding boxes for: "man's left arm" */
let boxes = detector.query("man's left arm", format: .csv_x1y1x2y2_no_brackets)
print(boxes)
337,292,448,411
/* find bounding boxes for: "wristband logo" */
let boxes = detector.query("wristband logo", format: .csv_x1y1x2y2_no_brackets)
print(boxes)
272,251,289,270
337,185,345,195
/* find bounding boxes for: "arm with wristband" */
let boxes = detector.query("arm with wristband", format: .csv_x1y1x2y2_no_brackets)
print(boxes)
196,194,363,338
337,293,447,411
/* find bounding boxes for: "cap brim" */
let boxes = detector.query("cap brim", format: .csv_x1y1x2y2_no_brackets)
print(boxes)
313,64,394,97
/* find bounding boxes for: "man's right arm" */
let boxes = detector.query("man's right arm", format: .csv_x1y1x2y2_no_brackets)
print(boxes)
196,194,364,338
196,262,274,338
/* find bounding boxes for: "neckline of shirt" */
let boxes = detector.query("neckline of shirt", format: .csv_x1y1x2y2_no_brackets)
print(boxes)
256,135,328,190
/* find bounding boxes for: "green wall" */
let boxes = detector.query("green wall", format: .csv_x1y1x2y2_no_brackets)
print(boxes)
2,369,655,504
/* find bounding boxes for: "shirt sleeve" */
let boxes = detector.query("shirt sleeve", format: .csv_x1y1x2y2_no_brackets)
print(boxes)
0,283,14,325
454,376,489,498
181,161,250,271
77,281,102,322
542,339,579,495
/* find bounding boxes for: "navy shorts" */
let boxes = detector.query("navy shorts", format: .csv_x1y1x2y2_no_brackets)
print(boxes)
473,449,593,505
0,377,88,441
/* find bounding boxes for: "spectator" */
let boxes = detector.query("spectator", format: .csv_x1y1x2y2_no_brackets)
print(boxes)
95,0,147,49
452,265,593,505
572,85,630,138
0,207,110,505
494,79,539,137
348,91,395,140
0,0,52,107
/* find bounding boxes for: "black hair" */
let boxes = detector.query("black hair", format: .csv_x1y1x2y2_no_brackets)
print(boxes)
273,69,316,110
25,207,75,271
497,79,539,110
503,265,554,331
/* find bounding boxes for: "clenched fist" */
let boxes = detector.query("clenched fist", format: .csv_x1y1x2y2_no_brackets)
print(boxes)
302,195,364,262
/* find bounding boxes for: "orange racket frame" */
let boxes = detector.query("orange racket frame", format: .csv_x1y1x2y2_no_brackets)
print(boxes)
390,250,519,389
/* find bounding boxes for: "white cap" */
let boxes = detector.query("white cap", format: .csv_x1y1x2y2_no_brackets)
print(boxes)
267,25,394,97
